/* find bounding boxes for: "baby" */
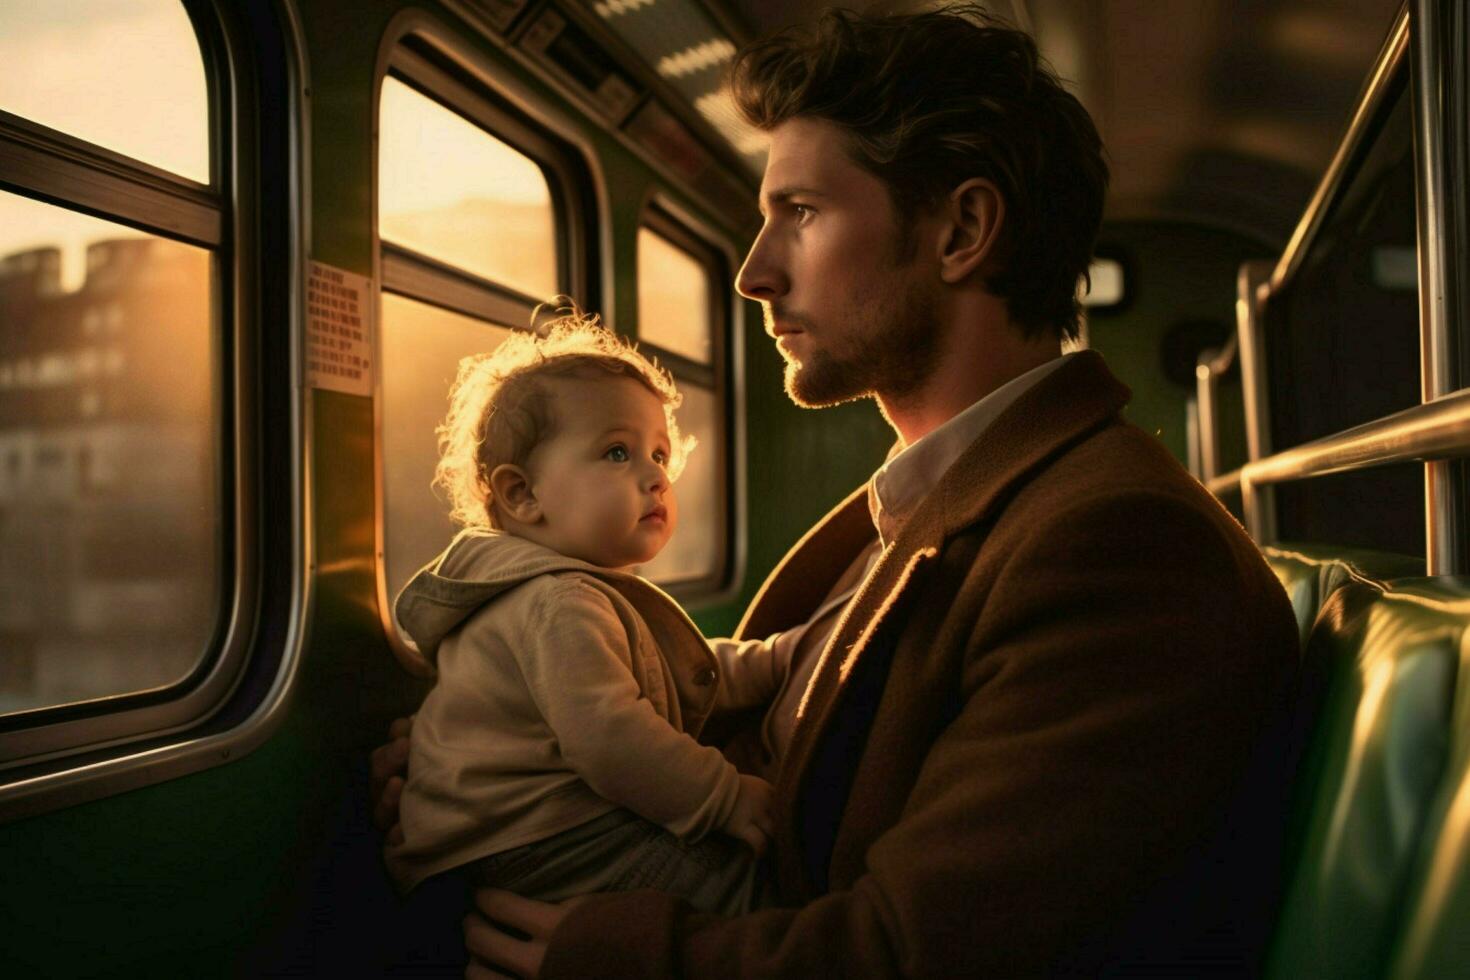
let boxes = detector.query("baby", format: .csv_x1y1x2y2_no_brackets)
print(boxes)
385,308,781,916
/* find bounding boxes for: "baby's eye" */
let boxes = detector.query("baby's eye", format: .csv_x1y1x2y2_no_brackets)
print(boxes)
652,448,669,466
604,444,630,463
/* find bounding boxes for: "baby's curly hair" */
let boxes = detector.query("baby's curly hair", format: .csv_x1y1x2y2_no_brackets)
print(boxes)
436,303,695,530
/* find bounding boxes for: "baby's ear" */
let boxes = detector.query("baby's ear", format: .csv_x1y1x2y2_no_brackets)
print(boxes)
488,464,540,524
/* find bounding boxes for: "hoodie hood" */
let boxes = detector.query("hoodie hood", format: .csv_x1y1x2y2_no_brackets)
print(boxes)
394,530,698,664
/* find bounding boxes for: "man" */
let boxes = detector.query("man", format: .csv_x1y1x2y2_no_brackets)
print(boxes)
375,7,1300,976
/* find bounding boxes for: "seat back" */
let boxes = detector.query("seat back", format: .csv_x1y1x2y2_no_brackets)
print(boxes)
1382,579,1470,978
1261,544,1422,646
1267,576,1470,979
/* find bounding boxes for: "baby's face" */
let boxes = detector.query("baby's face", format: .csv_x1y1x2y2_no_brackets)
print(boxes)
525,373,677,568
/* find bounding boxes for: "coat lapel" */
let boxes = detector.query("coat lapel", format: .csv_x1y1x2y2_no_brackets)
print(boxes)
734,487,876,642
934,350,1131,539
774,351,1132,897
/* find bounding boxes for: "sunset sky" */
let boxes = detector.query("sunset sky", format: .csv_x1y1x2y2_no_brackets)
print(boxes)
379,77,560,299
0,1,206,291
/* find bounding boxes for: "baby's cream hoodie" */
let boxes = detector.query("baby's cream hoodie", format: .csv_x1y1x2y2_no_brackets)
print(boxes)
385,530,784,893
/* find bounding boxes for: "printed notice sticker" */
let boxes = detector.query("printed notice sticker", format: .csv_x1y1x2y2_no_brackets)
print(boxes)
306,261,374,396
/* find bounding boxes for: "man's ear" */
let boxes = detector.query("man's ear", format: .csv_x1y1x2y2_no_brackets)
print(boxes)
937,178,1005,284
488,464,540,524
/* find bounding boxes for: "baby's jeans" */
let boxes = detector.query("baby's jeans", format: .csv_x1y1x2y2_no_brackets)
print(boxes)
471,808,769,916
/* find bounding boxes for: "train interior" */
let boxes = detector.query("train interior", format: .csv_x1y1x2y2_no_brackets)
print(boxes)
3,0,1469,976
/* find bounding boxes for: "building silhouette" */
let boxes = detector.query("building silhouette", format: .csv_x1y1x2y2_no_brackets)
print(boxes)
0,237,217,713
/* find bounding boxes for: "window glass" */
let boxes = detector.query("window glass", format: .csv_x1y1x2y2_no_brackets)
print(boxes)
1276,465,1426,559
380,292,513,605
637,384,721,584
1081,258,1124,308
637,227,712,364
0,1,209,182
1266,85,1419,450
380,77,558,300
0,190,219,716
1263,84,1422,555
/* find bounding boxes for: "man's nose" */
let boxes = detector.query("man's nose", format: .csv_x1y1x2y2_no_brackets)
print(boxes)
736,225,786,301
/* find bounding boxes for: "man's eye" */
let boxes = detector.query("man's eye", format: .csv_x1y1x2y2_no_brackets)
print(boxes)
793,204,815,221
604,445,629,463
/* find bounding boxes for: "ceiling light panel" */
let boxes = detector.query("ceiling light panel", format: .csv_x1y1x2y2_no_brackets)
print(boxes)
593,0,766,175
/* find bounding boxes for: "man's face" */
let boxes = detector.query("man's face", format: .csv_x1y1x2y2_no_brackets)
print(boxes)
736,117,941,408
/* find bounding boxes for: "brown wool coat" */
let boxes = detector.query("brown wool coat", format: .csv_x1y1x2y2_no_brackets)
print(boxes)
542,351,1301,977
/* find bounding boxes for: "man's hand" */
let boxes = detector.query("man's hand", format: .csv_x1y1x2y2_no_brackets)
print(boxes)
370,715,413,846
465,889,582,980
724,773,776,857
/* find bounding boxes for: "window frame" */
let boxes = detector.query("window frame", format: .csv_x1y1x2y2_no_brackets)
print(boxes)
371,23,601,671
378,44,594,326
632,201,738,600
0,0,309,817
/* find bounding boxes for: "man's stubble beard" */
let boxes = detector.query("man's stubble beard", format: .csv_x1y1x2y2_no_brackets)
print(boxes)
783,275,942,409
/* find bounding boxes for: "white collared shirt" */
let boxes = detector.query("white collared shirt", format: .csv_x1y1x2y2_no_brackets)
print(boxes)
868,354,1073,547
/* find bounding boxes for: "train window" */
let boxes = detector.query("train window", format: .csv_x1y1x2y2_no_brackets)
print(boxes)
380,77,558,301
1260,79,1422,557
636,226,712,364
0,192,219,716
1265,84,1419,449
1082,257,1125,309
1275,465,1426,559
633,210,729,590
0,0,229,728
379,293,512,607
0,0,293,788
0,1,209,183
376,52,592,644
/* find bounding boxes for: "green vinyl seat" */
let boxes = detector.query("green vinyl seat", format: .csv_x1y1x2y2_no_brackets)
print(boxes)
1382,578,1470,978
1388,774,1470,978
1266,575,1470,979
1261,544,1424,646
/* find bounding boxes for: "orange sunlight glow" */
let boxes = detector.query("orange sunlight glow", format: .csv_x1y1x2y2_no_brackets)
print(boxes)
636,228,711,364
379,77,558,300
0,1,207,179
0,1,208,289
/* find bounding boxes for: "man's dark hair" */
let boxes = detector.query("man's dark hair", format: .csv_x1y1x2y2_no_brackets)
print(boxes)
731,5,1108,340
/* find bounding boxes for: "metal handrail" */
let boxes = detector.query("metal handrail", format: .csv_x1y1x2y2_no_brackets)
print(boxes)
1194,334,1238,482
1241,387,1470,489
1269,6,1409,295
1234,260,1277,541
1236,262,1275,464
1206,469,1242,497
1238,387,1470,557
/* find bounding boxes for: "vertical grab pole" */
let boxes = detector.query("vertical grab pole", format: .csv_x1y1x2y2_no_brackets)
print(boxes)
1195,335,1238,485
1411,0,1468,575
1235,261,1276,545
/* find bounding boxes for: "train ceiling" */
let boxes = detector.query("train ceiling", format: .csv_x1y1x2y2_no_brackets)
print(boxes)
600,0,1401,247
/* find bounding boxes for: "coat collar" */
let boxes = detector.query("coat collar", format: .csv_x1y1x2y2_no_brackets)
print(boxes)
868,354,1074,548
929,349,1128,545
